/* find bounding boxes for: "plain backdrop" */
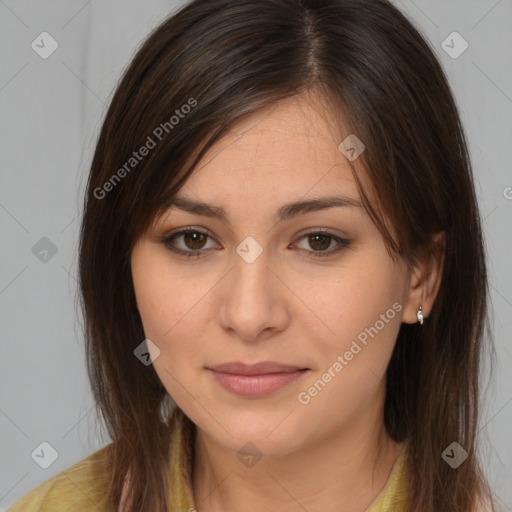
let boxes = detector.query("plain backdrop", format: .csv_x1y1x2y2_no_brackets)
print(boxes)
1,0,511,509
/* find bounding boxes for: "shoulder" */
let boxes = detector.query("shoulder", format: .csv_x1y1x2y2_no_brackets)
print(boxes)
7,444,114,512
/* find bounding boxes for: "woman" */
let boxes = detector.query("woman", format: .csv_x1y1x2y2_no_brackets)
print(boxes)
8,0,496,511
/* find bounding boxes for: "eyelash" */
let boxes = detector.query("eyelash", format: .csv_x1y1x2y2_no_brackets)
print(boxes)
159,226,350,260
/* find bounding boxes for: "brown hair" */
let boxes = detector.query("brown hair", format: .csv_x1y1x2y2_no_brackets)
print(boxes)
78,0,495,510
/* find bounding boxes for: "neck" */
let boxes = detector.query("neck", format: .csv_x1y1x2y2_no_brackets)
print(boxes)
191,387,404,512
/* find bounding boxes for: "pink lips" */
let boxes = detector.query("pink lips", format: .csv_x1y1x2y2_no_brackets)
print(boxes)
207,361,309,397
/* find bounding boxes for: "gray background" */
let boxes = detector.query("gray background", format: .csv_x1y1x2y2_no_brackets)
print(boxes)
1,0,511,509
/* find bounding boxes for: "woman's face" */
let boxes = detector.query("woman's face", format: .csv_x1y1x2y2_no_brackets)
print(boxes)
131,92,418,457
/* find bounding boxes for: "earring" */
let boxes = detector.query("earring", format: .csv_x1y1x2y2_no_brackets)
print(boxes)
416,305,424,325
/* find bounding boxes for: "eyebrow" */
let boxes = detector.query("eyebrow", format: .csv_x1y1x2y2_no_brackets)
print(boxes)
164,194,363,224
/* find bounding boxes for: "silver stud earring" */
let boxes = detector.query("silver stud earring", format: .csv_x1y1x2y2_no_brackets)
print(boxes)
416,305,424,325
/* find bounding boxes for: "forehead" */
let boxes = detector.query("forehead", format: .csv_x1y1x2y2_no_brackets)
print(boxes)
181,93,365,201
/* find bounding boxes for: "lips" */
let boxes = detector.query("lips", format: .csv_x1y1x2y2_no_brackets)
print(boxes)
208,361,308,375
207,361,310,397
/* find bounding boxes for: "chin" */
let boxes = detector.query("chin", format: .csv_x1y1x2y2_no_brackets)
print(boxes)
195,409,312,459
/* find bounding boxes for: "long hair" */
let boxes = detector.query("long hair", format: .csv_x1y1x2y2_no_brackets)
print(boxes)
78,0,495,510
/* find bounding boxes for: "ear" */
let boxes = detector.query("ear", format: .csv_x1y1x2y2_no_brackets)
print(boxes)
401,231,446,324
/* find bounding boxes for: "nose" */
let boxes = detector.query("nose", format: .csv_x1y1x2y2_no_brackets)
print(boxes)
217,241,290,343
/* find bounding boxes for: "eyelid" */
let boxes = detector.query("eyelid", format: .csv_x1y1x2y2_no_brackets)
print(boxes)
164,225,215,239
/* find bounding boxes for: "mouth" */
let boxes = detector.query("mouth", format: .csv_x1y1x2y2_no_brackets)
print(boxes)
206,361,310,397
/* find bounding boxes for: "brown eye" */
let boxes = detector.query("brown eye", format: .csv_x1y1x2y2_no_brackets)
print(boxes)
307,234,332,251
182,231,208,250
294,230,350,258
161,228,218,258
160,227,350,260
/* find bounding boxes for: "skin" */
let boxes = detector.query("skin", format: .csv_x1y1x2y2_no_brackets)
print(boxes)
130,90,445,512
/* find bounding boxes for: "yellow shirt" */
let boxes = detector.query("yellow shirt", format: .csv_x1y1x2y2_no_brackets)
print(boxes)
7,407,409,511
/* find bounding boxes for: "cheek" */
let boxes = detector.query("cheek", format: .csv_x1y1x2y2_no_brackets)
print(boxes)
132,246,203,340
132,281,199,406
131,249,212,394
300,249,405,401
296,307,402,433
304,251,404,351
